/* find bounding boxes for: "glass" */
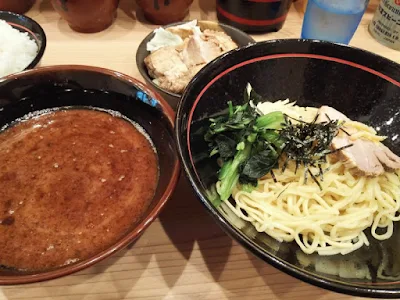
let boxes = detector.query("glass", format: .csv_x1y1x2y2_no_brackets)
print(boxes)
301,0,369,44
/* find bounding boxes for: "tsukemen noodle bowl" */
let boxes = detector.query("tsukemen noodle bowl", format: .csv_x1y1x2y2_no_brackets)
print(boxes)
175,39,400,297
0,65,179,284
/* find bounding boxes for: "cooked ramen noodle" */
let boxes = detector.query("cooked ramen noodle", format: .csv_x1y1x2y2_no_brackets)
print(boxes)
224,162,400,255
212,98,400,256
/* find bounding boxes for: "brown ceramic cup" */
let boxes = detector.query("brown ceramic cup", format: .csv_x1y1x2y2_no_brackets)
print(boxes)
0,0,35,14
136,0,194,25
51,0,120,33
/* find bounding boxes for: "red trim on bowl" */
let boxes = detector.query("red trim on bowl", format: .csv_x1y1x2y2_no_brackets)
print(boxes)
7,21,39,43
186,53,400,183
217,5,287,26
184,52,400,288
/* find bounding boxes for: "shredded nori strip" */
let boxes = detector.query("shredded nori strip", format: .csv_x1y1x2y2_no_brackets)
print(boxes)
279,113,352,188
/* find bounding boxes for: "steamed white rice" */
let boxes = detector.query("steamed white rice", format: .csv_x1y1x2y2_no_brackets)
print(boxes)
0,20,38,77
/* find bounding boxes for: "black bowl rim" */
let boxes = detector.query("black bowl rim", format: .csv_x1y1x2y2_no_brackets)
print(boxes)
0,64,180,285
175,38,400,298
135,20,256,99
0,10,47,72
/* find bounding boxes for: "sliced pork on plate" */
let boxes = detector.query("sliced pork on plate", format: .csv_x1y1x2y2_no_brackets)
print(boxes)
144,20,238,94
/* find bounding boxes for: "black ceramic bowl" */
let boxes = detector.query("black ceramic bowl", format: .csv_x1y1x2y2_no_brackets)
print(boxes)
136,20,255,109
0,65,180,284
0,11,46,76
216,0,293,33
175,39,400,298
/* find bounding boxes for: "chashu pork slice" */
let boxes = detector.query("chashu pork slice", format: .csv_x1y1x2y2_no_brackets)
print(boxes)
145,35,225,94
144,46,190,94
180,33,222,67
202,29,237,52
144,46,188,78
317,105,400,176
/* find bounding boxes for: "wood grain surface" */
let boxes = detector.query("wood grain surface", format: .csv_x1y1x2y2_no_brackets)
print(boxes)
1,0,399,299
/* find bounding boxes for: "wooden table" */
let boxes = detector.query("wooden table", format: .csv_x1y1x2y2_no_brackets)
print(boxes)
1,1,399,299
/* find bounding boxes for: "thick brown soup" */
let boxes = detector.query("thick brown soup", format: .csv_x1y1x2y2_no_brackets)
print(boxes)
0,109,158,271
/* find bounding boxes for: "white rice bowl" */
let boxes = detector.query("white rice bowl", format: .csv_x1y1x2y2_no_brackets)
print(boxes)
0,20,39,78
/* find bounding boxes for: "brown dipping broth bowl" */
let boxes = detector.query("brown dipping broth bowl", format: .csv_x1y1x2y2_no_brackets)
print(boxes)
0,65,180,284
136,20,256,109
51,0,120,33
0,0,35,14
136,0,194,25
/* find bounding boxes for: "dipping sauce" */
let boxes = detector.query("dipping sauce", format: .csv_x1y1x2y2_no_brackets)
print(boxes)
0,109,158,271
